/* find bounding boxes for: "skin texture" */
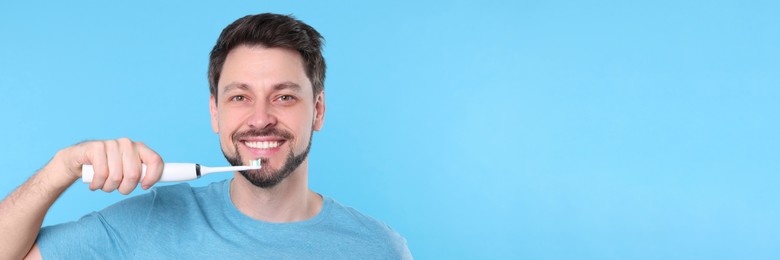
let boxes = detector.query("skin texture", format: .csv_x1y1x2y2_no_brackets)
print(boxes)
0,45,324,259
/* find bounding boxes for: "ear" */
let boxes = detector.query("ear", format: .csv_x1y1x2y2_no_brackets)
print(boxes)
210,95,219,134
313,92,325,131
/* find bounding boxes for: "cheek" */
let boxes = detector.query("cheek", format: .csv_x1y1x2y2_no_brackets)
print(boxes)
218,111,241,138
290,110,315,131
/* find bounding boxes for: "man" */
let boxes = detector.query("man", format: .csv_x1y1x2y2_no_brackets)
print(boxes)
0,13,412,259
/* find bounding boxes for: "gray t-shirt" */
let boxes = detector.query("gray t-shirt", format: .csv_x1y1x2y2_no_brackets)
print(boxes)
38,179,411,259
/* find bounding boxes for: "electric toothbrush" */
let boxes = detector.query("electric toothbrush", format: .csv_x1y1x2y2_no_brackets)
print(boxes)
81,160,262,183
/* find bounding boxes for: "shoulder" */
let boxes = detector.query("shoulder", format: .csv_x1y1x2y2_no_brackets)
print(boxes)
90,183,195,221
149,182,200,197
98,181,223,220
323,197,412,257
146,181,223,204
326,197,397,235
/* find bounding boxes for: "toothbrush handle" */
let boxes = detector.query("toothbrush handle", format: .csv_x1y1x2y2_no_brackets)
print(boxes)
81,163,199,183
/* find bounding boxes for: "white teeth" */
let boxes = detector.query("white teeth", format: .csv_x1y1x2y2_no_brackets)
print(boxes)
245,141,281,149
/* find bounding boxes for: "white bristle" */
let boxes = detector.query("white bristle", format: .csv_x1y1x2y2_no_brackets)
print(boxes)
249,159,262,167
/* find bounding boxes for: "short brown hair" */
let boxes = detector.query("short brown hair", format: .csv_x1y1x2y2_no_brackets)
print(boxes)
208,13,325,100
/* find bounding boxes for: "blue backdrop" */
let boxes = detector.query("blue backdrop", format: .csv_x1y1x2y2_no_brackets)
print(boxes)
1,1,778,259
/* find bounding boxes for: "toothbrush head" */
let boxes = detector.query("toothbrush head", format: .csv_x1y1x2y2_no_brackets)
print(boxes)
249,159,262,168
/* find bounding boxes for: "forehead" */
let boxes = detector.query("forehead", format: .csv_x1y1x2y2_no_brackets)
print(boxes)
218,45,311,95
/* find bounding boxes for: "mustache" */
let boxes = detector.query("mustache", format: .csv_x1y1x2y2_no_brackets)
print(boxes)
232,127,295,141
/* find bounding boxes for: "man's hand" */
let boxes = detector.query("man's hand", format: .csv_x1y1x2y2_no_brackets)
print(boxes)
0,138,164,260
56,138,165,194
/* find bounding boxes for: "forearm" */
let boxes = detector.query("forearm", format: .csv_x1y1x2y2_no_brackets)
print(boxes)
0,154,77,259
0,138,163,259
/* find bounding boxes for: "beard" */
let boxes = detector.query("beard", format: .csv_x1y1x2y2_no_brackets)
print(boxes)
222,127,312,188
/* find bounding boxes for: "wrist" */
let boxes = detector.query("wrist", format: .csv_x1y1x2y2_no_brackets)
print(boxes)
39,150,80,190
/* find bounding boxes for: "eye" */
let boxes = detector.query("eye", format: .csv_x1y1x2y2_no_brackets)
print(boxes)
229,95,247,102
276,95,297,104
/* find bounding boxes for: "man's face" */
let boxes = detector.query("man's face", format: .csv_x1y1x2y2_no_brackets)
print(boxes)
210,45,325,188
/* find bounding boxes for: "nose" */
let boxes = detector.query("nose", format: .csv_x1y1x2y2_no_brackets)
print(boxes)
247,101,277,129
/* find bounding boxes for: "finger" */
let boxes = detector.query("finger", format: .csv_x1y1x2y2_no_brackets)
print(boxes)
137,142,163,190
117,138,141,195
87,142,109,191
102,140,123,192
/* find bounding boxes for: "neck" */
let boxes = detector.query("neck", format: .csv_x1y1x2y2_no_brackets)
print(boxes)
229,161,322,223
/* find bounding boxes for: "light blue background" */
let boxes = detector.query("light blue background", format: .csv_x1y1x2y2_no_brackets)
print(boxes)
1,1,778,259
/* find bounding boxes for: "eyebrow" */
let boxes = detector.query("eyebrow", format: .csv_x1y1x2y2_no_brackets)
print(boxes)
273,82,302,92
221,83,250,95
220,81,301,95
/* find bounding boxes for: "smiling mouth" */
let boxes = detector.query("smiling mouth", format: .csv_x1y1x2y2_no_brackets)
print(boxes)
243,140,284,149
